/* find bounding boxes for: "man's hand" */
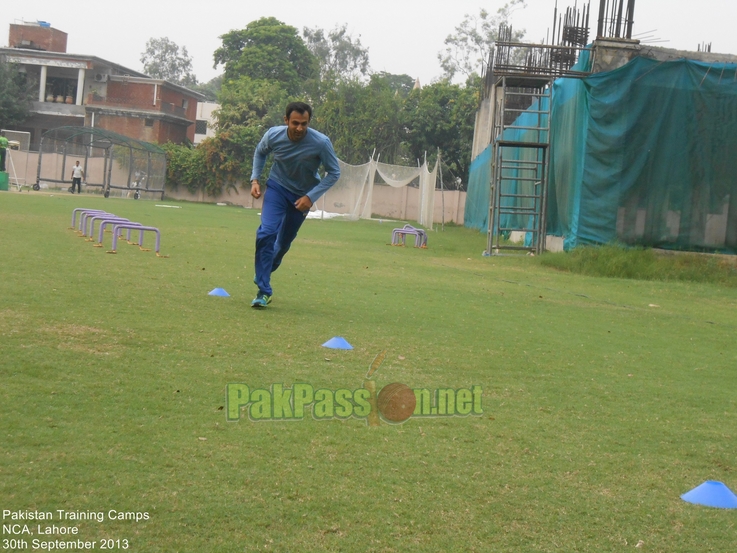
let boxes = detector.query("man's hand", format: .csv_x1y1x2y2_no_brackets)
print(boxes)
294,195,313,212
250,179,261,199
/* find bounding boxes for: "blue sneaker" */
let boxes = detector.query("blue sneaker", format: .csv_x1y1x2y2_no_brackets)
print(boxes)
251,292,272,308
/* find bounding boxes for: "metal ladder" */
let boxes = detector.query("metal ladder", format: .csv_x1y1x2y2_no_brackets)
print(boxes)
486,76,552,256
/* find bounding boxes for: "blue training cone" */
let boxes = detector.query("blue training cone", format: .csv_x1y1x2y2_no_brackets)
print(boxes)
681,481,737,509
208,288,230,297
322,336,353,350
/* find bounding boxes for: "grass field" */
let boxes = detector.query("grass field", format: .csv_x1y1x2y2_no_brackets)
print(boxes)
1,191,736,552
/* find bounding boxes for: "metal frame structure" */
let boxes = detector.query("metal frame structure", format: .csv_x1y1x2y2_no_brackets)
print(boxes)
487,75,553,256
35,126,166,200
484,14,593,256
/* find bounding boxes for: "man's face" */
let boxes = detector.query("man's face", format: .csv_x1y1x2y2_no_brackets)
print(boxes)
285,111,310,142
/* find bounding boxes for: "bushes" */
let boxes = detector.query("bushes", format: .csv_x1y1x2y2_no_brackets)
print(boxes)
163,137,245,197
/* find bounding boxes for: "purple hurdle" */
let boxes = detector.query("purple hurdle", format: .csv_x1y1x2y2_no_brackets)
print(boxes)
71,208,108,230
108,224,166,257
86,214,131,241
79,211,117,236
391,224,428,248
94,220,143,248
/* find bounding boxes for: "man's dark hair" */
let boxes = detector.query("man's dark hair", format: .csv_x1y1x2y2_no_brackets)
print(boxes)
286,101,312,120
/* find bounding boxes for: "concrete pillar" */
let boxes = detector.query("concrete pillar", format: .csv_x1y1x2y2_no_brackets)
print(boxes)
76,68,86,105
39,65,47,102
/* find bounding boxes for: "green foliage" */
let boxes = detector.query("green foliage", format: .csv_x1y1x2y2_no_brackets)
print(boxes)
303,24,370,83
540,243,737,287
403,80,478,182
374,72,416,97
164,77,288,195
163,142,210,195
0,59,36,129
213,17,318,95
214,76,289,181
216,76,287,131
189,75,223,102
314,75,404,165
140,37,198,86
439,0,527,81
165,17,480,195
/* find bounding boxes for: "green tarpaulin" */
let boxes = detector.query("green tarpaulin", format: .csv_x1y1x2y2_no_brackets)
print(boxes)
467,54,737,252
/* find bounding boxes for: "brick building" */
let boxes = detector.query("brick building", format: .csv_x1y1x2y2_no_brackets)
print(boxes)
1,21,204,149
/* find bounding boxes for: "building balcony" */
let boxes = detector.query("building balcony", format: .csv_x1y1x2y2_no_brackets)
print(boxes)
31,101,85,117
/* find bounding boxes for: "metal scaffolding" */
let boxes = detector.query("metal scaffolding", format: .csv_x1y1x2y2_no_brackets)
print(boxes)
484,11,592,256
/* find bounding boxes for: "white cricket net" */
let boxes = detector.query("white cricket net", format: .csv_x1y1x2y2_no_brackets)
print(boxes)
320,160,374,221
320,157,437,227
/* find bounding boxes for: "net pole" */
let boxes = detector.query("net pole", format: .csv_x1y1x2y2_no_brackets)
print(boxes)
438,149,445,231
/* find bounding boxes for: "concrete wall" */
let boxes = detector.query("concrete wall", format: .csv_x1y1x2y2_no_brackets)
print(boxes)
194,102,218,144
592,39,737,74
471,87,496,159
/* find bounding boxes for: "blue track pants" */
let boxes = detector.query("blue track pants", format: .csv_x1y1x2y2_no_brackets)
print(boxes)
254,179,308,296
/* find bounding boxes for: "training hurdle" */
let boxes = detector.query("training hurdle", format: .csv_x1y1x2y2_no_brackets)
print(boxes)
94,220,143,248
391,224,428,248
108,223,166,257
78,210,118,236
71,208,108,230
69,208,166,258
85,214,132,241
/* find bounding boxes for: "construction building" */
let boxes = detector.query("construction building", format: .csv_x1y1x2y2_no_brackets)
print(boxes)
465,0,737,254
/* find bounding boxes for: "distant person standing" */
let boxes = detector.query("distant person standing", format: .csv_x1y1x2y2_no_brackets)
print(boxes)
0,133,8,173
70,161,84,194
249,101,341,308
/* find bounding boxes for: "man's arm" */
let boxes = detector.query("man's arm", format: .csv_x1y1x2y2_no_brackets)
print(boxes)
304,138,341,204
250,131,272,199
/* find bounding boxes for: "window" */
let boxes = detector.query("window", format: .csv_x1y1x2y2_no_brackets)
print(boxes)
144,118,154,127
182,99,189,109
195,120,208,134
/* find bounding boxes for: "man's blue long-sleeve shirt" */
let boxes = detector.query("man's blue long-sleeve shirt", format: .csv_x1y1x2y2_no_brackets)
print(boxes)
250,126,341,203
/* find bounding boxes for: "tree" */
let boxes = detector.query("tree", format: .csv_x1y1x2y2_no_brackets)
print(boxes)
208,76,288,190
141,37,198,86
164,75,289,197
402,80,478,186
189,75,223,102
213,18,317,95
0,59,36,129
374,72,416,97
438,0,526,81
302,24,370,83
314,75,404,165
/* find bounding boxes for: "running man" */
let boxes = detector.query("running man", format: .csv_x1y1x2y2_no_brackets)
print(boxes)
249,102,341,308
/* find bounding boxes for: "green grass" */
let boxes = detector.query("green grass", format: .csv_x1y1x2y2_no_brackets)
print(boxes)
1,192,736,552
540,243,737,287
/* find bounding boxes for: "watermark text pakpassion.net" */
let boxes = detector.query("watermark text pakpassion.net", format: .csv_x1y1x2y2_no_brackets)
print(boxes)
226,383,483,425
227,351,482,426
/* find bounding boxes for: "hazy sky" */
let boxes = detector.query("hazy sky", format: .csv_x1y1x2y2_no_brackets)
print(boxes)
2,1,735,87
